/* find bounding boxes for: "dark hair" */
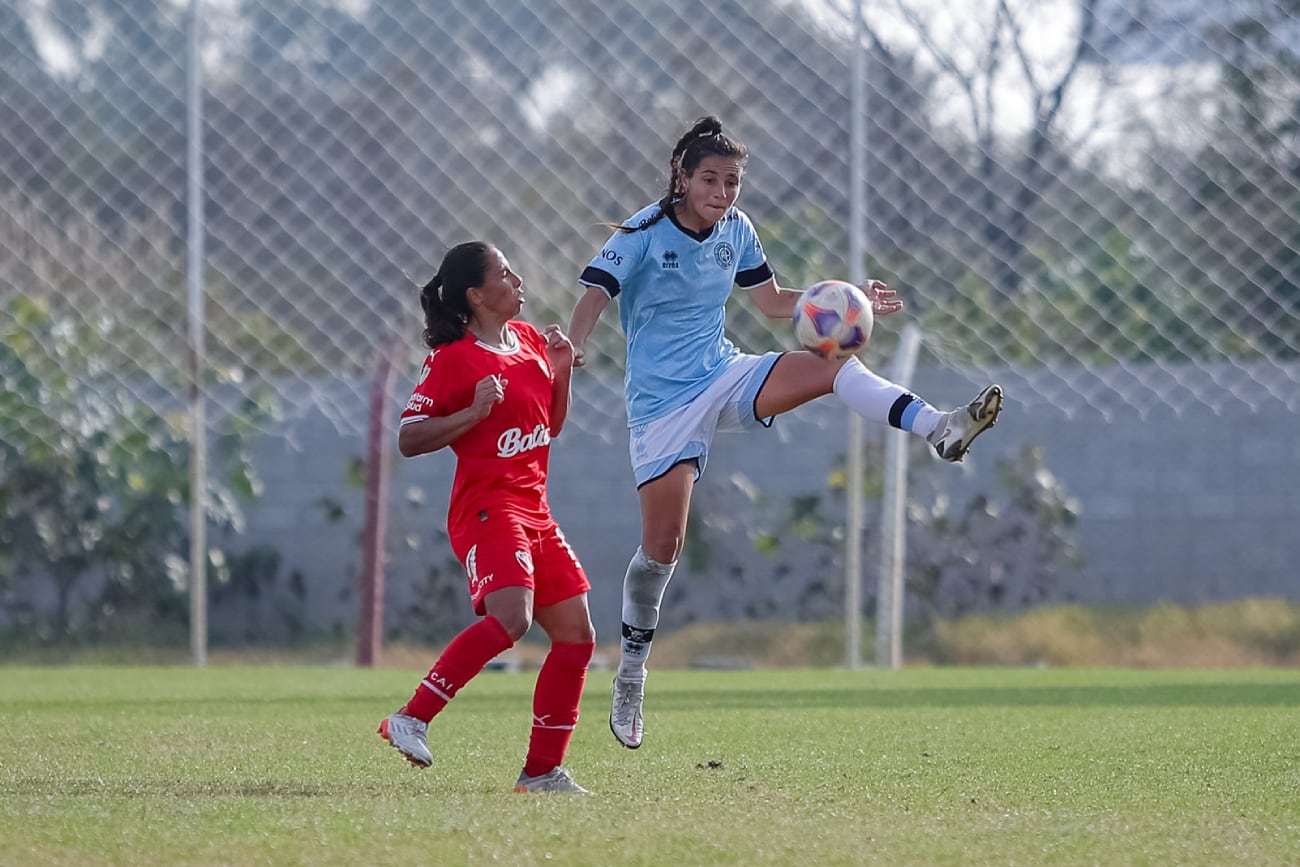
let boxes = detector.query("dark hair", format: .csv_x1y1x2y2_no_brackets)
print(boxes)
418,241,492,348
618,115,748,234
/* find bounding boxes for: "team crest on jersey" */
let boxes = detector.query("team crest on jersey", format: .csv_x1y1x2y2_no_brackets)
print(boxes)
714,241,735,269
515,549,534,574
418,363,430,384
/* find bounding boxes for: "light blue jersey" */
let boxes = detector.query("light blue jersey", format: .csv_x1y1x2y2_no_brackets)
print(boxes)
579,202,773,426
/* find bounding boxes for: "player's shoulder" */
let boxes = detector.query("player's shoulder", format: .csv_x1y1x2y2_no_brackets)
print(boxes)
722,205,757,231
592,203,660,270
424,333,472,366
409,346,443,393
621,201,666,231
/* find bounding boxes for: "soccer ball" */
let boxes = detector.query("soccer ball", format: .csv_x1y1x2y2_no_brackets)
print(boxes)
792,280,873,359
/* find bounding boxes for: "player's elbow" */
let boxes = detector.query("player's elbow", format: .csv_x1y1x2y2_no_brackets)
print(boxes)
397,428,424,458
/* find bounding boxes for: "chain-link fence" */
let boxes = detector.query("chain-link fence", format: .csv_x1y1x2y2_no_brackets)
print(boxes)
2,0,1298,642
5,0,1297,435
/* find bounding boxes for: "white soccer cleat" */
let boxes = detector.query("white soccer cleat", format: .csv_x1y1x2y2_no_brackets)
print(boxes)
513,766,592,794
609,676,645,750
377,712,432,768
927,384,1003,462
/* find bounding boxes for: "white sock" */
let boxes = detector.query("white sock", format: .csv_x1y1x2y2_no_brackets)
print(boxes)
832,356,945,438
618,547,676,681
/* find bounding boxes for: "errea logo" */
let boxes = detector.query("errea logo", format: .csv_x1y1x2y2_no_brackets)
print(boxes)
661,250,680,270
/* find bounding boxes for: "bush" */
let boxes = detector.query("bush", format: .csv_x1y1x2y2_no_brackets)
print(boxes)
0,295,268,643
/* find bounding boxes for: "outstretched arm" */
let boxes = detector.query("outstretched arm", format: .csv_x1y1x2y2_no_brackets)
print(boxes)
747,277,800,319
567,284,611,368
748,277,903,320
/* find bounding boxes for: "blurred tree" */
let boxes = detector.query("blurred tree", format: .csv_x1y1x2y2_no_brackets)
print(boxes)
860,0,1129,298
907,445,1084,620
0,296,263,642
41,0,187,224
1183,0,1300,357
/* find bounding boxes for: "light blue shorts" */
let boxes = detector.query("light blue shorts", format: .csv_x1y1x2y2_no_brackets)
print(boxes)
629,352,782,487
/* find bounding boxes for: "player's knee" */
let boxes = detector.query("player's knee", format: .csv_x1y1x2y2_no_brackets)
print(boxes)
566,620,596,646
544,606,596,645
494,608,533,642
817,355,853,390
641,534,682,565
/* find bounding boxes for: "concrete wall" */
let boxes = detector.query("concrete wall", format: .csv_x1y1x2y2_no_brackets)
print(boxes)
221,360,1300,641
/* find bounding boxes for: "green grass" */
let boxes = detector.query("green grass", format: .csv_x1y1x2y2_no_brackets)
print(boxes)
2,667,1298,866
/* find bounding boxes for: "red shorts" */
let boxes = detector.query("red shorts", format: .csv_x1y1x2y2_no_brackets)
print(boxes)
450,513,590,616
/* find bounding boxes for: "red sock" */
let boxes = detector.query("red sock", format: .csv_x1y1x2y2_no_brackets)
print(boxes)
401,616,515,723
523,641,594,778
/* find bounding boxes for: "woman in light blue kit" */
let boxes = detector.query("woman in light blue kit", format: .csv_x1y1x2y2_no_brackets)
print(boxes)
568,115,1003,750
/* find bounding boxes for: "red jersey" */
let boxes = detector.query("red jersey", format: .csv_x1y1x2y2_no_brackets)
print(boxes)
400,322,557,538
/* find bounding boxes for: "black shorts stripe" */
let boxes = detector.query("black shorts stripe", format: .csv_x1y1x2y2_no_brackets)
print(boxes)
635,457,700,490
750,355,780,428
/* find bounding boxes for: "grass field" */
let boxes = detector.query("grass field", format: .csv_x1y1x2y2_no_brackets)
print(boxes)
2,666,1298,866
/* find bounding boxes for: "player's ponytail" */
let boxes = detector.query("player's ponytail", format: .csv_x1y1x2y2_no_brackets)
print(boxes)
417,241,491,348
616,115,747,234
418,273,454,348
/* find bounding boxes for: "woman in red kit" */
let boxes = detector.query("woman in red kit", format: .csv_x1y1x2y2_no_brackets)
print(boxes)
378,240,595,794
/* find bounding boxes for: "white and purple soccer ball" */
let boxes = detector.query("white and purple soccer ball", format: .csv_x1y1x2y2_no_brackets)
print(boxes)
792,279,874,359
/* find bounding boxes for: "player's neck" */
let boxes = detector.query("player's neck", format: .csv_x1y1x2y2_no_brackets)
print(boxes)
467,319,515,350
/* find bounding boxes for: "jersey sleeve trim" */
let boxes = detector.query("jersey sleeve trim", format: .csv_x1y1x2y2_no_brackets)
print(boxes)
579,266,620,298
736,262,774,289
